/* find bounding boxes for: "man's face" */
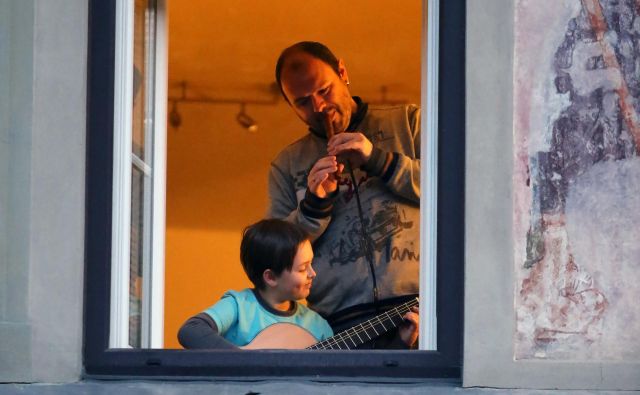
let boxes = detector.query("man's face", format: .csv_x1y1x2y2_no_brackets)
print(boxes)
280,53,356,136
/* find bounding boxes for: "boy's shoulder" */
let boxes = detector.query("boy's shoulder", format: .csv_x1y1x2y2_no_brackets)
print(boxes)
293,302,333,339
203,289,259,324
295,302,327,321
221,288,258,304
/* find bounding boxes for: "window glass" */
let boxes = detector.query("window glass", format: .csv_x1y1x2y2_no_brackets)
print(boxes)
132,0,148,160
109,0,160,349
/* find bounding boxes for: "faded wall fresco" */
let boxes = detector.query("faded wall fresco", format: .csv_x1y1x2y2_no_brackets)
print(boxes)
514,0,640,360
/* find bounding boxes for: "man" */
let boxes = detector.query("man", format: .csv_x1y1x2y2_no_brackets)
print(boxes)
268,41,420,349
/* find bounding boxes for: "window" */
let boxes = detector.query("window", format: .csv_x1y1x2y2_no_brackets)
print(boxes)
109,0,166,349
85,0,464,377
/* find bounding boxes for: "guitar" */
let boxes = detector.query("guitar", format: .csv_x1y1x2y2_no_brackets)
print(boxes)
242,297,419,350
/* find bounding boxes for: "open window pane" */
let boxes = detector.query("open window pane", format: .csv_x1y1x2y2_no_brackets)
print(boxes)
132,0,148,160
110,0,164,349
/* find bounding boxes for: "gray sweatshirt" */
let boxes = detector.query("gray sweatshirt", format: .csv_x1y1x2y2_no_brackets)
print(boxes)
267,100,420,320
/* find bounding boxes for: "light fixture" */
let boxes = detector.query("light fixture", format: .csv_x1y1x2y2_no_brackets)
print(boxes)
167,81,280,133
169,100,182,128
236,103,258,133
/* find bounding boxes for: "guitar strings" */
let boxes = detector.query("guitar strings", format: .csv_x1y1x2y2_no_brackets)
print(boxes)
336,305,409,348
308,299,419,350
313,302,414,350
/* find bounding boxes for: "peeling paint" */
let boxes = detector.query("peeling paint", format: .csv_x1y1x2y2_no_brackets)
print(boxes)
514,0,640,360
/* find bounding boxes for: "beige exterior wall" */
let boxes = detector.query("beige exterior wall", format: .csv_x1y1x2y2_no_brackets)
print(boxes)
464,0,640,390
0,0,638,390
0,0,87,382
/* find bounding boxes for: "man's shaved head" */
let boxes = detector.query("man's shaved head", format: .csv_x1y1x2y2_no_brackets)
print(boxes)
275,41,341,101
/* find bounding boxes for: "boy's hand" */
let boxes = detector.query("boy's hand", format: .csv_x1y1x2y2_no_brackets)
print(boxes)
399,306,419,347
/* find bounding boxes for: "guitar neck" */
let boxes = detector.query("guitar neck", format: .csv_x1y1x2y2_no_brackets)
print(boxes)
307,298,419,350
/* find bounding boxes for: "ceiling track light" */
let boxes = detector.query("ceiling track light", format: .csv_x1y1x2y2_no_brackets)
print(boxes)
236,103,258,133
167,81,280,132
169,100,181,128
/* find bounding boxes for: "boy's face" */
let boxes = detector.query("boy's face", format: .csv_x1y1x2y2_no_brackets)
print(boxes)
275,240,316,301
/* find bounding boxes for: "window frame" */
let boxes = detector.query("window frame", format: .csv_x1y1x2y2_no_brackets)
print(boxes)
108,0,167,349
84,0,465,378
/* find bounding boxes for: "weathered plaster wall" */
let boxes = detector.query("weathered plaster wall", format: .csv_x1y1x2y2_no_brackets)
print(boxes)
0,0,87,383
28,0,87,381
464,0,640,390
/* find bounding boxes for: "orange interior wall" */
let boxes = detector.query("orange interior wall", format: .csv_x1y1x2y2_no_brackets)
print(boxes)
163,102,305,348
164,228,252,349
164,0,422,349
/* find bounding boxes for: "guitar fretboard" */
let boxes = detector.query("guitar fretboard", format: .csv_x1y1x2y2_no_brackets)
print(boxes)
307,298,419,350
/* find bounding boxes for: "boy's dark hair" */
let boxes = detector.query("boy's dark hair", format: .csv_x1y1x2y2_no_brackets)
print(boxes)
240,219,309,290
275,41,341,102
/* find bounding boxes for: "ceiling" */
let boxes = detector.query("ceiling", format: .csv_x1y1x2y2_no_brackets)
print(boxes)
168,0,422,103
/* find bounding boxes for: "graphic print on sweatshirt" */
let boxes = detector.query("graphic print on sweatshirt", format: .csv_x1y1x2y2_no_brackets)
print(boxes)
326,199,416,266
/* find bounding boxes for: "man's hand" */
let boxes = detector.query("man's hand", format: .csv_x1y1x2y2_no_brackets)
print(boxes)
327,132,373,168
307,156,345,198
399,306,419,347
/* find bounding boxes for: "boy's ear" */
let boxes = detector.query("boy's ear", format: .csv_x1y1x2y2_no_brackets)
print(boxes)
262,269,278,288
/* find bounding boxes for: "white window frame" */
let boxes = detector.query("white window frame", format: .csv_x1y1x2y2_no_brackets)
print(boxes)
110,0,167,349
421,0,439,350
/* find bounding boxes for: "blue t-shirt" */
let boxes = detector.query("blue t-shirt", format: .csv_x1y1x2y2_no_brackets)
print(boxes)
204,289,334,347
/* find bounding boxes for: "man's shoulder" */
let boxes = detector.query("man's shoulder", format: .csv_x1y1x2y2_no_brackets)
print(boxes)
366,103,420,118
272,133,320,164
363,103,420,136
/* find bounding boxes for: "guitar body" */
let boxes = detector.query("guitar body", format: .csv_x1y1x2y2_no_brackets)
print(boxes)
239,298,419,350
240,323,318,350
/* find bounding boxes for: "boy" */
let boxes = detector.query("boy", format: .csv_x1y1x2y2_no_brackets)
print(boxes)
177,219,333,349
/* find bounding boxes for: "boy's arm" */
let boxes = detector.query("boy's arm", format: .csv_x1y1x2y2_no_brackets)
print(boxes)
177,313,238,350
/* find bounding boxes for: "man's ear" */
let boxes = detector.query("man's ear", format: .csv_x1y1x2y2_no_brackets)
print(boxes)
338,59,349,85
263,269,278,288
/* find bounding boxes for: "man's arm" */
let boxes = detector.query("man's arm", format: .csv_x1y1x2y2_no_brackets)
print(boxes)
379,105,421,203
266,161,335,242
362,149,420,204
363,105,421,203
328,105,421,204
